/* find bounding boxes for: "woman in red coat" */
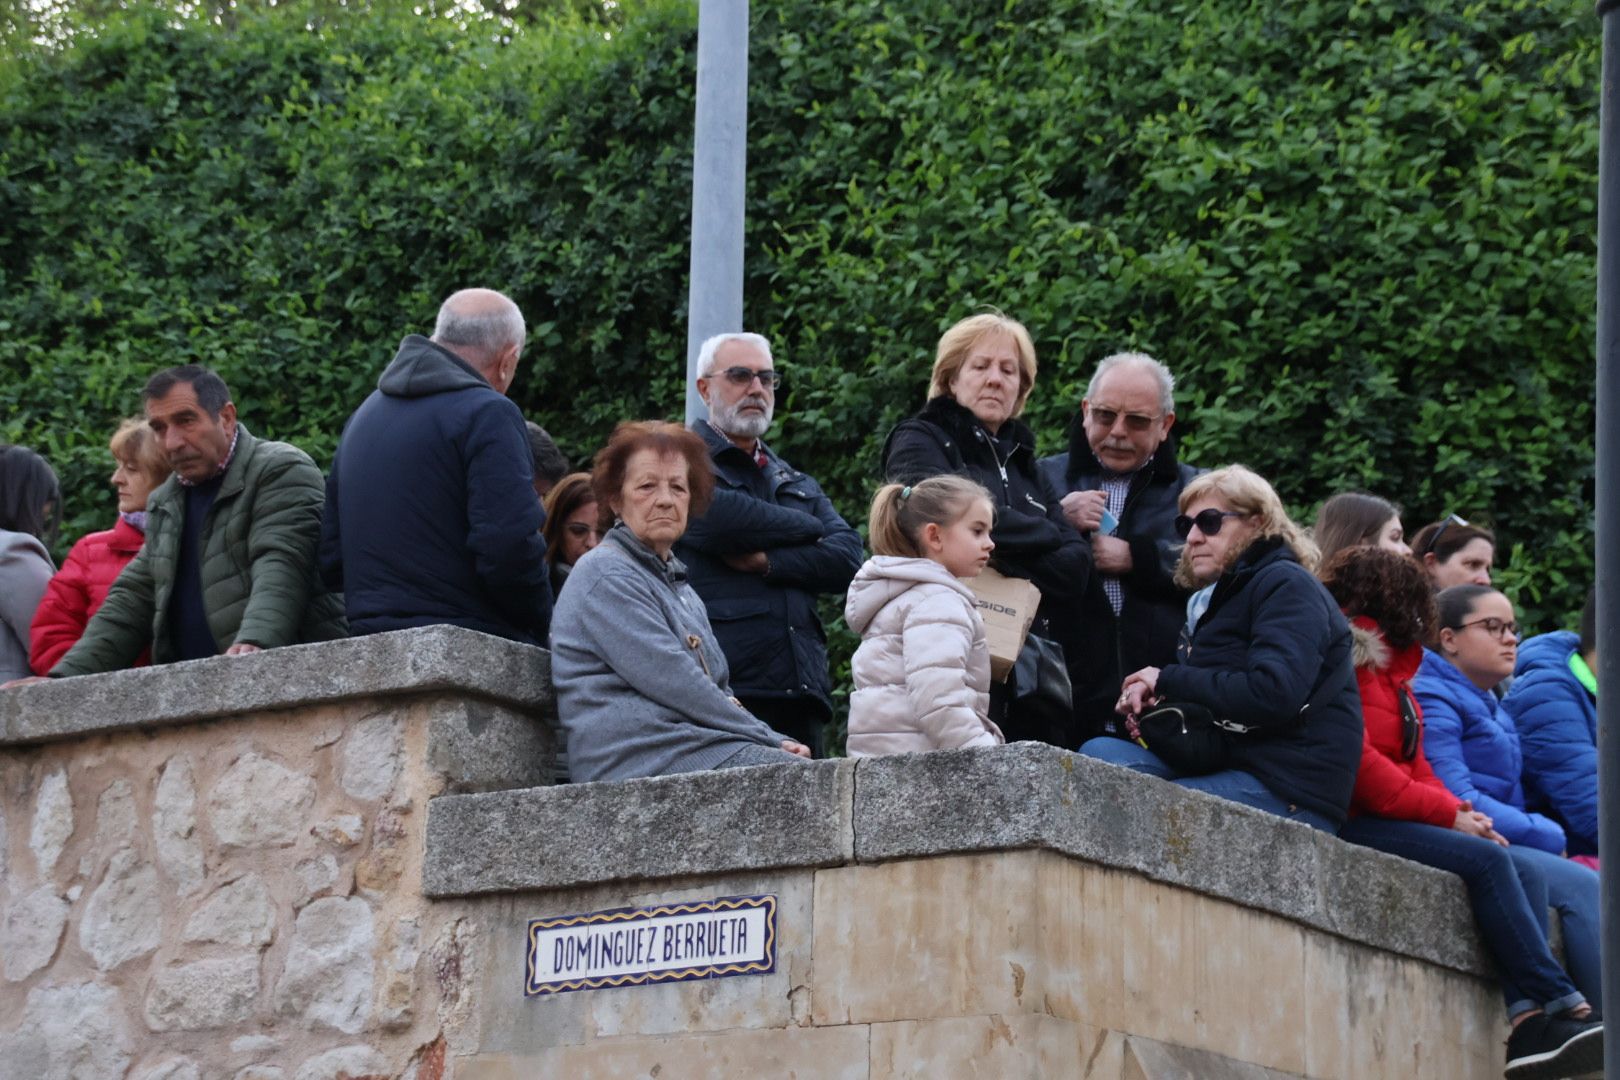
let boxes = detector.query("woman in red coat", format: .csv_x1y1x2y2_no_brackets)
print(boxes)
1321,547,1602,1079
29,418,171,674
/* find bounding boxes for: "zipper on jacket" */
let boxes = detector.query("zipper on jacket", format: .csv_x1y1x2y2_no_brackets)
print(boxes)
975,429,1013,503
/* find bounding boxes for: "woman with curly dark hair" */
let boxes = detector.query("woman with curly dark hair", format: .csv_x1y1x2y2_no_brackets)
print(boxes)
1321,548,1602,1078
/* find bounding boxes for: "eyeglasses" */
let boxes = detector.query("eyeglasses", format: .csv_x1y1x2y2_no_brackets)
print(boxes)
1454,616,1519,641
706,367,782,391
1423,513,1470,556
1087,406,1160,433
565,523,604,539
1173,509,1247,539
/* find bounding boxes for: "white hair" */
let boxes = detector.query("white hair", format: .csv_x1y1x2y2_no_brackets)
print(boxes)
697,332,773,377
433,290,526,360
1086,351,1176,414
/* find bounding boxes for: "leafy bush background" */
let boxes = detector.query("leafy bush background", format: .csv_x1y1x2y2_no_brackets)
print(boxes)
0,0,1600,731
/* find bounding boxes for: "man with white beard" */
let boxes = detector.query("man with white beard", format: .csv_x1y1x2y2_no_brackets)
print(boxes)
676,332,863,756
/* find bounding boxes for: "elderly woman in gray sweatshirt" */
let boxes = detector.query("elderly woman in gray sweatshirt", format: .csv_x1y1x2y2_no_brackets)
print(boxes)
550,421,812,782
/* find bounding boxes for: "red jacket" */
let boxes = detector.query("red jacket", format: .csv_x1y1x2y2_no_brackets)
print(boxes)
29,519,147,675
1348,617,1461,826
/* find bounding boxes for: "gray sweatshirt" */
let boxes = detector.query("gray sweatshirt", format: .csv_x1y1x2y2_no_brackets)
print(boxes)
550,523,790,781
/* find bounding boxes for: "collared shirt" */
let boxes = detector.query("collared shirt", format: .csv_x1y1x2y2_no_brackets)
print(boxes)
177,426,240,487
1097,454,1153,615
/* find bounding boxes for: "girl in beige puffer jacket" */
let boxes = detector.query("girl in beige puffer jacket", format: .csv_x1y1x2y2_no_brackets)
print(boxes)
844,477,1005,756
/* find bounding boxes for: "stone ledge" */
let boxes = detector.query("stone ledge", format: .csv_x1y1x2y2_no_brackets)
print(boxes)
0,625,554,745
422,743,1490,978
423,758,855,896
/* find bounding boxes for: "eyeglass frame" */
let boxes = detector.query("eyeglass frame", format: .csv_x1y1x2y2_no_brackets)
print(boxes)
1173,509,1247,539
704,366,783,391
1451,615,1520,641
1086,405,1163,433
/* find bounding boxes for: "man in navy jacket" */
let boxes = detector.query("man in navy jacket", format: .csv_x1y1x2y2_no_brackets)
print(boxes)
320,288,551,644
676,332,863,755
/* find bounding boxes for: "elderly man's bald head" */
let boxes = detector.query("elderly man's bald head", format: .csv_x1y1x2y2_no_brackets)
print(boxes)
432,288,527,394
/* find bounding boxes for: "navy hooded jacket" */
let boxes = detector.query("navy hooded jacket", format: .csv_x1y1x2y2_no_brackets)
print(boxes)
1156,537,1363,825
319,335,551,643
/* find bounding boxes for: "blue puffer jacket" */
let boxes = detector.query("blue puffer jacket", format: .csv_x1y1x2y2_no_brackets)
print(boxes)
1412,648,1566,854
1502,631,1597,856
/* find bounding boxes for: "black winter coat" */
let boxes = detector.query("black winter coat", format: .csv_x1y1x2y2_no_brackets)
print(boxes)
675,420,863,716
882,396,1091,606
1156,537,1362,825
1037,423,1202,740
320,335,552,644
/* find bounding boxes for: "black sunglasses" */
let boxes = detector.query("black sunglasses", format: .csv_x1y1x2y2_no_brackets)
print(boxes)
1422,513,1470,556
1173,509,1246,539
707,366,782,390
1087,406,1160,433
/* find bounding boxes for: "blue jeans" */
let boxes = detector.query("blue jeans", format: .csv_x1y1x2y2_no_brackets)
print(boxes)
1079,736,1338,834
1507,844,1603,1011
1337,818,1586,1018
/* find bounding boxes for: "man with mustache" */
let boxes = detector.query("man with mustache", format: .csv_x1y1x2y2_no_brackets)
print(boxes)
1037,352,1203,741
44,365,346,676
676,332,863,756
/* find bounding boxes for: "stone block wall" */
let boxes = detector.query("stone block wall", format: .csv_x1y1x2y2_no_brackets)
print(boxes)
1,631,1514,1079
0,627,553,1080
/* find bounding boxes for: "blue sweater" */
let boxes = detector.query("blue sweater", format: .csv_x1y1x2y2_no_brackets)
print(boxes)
1503,631,1597,856
550,525,791,782
1413,648,1566,854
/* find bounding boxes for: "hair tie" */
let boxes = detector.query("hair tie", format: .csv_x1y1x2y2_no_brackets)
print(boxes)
900,486,913,501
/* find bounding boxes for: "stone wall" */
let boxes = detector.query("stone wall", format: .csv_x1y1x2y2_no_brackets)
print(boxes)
427,746,1504,1079
0,627,553,1080
2,630,1511,1078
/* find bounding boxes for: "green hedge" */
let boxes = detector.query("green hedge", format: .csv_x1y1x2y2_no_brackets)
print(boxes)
0,0,1600,663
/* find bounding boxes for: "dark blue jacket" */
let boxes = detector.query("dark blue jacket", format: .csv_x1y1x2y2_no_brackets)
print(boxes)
674,420,863,716
320,335,551,644
1412,648,1566,854
1037,420,1202,741
1503,631,1597,855
1156,537,1362,825
882,396,1091,607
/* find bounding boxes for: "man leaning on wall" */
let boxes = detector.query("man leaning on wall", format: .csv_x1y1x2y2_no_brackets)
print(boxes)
16,364,346,683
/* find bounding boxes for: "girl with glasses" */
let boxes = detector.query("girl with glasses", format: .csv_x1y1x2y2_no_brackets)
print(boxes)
1327,565,1602,1076
1080,465,1362,834
1417,587,1601,1005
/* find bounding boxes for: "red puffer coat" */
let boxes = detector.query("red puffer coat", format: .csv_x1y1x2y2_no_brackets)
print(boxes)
29,518,147,675
1348,616,1461,826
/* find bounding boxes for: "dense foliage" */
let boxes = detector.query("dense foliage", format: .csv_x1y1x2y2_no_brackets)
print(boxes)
0,0,1601,708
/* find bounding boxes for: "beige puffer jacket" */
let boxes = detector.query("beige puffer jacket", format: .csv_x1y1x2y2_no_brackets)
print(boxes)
843,556,1002,756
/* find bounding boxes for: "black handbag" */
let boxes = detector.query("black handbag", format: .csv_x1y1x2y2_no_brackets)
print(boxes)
1007,633,1074,745
1129,702,1233,776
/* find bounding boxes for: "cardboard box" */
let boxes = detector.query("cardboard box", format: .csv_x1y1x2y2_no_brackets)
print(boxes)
963,566,1042,682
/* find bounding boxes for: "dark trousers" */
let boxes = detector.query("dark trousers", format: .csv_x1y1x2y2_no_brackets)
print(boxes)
1337,817,1586,1018
738,697,826,759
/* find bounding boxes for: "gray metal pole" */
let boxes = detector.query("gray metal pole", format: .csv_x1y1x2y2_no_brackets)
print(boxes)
684,0,749,426
1598,2,1619,1073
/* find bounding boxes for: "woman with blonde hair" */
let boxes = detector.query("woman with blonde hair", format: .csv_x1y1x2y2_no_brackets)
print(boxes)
30,418,172,674
880,311,1090,745
1083,466,1362,832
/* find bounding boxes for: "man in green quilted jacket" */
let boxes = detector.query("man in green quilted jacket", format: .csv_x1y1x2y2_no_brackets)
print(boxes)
47,365,346,676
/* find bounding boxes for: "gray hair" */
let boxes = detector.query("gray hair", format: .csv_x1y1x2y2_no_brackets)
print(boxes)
432,290,526,359
1086,351,1175,415
696,332,773,377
